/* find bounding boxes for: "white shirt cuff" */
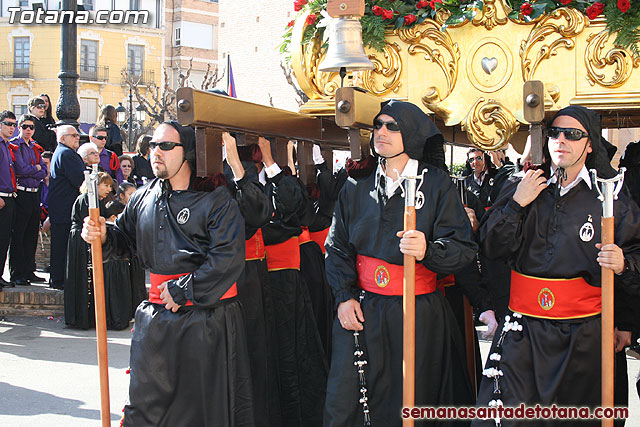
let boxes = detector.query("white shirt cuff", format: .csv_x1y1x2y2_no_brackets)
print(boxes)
264,163,282,179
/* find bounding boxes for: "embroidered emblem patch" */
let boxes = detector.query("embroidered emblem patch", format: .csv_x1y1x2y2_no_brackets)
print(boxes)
538,287,555,311
579,214,594,242
176,208,190,225
374,265,390,288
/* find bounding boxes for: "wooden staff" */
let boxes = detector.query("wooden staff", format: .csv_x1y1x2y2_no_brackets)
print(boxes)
403,178,417,427
591,168,625,427
85,165,111,427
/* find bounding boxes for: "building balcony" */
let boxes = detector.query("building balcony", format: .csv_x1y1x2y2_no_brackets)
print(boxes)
121,68,155,86
79,65,109,82
0,62,33,79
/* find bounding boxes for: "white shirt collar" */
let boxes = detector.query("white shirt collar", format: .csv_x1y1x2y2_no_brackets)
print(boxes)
548,165,592,196
375,158,419,199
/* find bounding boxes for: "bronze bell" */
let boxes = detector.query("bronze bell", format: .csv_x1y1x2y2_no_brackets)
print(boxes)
318,16,374,72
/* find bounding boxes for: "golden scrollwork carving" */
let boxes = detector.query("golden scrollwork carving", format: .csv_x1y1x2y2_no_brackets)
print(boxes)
585,30,640,89
397,20,460,100
359,42,402,96
519,7,587,81
472,0,508,30
462,98,519,150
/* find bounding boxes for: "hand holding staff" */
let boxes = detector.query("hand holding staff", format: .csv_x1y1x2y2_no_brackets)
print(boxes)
82,165,111,427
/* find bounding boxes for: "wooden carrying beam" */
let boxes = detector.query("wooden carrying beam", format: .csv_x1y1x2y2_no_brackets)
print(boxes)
177,87,350,145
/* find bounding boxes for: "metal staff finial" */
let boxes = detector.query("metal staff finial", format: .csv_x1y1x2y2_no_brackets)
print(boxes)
391,168,428,209
84,164,100,210
590,168,626,217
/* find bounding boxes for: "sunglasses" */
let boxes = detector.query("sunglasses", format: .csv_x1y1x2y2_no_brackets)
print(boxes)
548,127,589,141
93,135,107,140
65,133,80,138
1,121,16,127
469,155,484,162
150,141,184,151
373,119,401,132
34,105,45,109
21,124,34,130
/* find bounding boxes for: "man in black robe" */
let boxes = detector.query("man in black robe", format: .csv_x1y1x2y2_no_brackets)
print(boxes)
82,122,253,426
464,148,497,208
474,105,640,426
324,100,477,426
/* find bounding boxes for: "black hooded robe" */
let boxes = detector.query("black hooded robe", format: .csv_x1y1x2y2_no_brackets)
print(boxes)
104,178,254,427
324,100,477,426
263,169,328,427
473,106,640,426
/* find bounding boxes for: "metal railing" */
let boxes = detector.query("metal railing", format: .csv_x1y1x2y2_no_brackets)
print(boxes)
0,62,33,78
79,65,109,82
121,68,155,86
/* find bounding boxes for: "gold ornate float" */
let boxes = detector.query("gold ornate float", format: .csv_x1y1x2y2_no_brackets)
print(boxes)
289,1,640,151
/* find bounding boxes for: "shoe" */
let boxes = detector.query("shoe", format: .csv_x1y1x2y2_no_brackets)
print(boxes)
28,273,46,283
0,278,15,288
14,279,30,287
48,281,63,290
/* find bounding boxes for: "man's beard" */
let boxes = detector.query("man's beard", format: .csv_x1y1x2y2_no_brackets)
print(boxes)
153,164,168,179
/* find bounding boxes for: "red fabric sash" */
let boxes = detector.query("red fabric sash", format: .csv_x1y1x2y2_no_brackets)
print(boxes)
110,151,120,171
509,270,601,319
309,228,330,254
299,227,312,245
7,143,17,190
356,255,437,296
149,272,237,306
245,228,265,261
265,237,300,271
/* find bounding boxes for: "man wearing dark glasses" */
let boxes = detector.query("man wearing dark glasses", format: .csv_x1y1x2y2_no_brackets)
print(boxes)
325,100,477,425
81,122,253,426
28,97,56,153
9,114,47,287
464,148,497,208
473,105,640,424
0,111,18,289
90,125,123,184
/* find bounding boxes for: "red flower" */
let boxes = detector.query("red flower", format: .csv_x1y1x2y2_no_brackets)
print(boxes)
287,20,295,27
306,14,317,25
293,0,307,12
372,5,383,15
617,0,630,12
520,2,533,15
429,0,442,10
559,0,571,4
381,9,394,20
585,2,604,19
416,1,430,8
404,14,417,25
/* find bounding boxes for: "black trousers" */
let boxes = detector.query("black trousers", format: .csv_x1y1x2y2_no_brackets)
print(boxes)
0,196,16,279
50,221,71,288
9,190,40,280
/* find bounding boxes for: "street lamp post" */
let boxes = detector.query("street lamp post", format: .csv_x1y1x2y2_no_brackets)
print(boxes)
115,93,146,152
55,0,80,126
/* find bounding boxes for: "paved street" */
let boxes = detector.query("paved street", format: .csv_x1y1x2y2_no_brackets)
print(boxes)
1,315,639,426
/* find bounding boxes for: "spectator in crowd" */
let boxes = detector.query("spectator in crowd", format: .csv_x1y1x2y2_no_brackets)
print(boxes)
40,150,52,231
65,172,116,329
28,97,56,152
9,114,47,286
90,125,123,183
97,105,123,156
40,151,53,273
119,155,136,185
39,94,56,127
77,142,100,167
132,134,153,186
464,147,497,208
0,111,18,289
47,125,85,290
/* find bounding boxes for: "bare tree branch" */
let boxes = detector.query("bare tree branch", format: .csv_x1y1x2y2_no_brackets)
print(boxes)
280,61,309,106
